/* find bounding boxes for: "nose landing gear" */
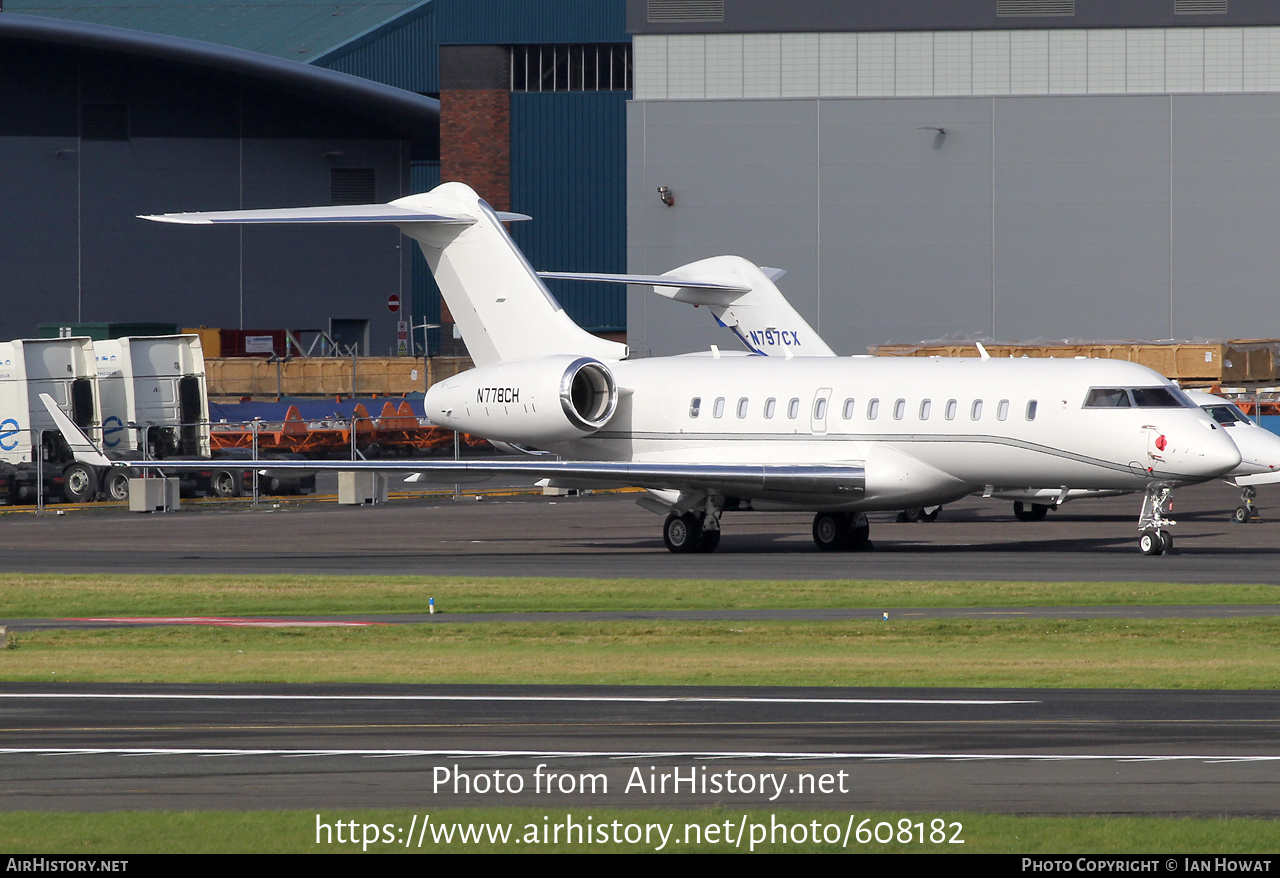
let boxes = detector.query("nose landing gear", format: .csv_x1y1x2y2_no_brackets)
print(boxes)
1138,483,1175,555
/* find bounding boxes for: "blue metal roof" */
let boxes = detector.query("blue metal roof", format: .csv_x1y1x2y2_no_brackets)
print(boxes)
5,0,425,61
0,13,439,139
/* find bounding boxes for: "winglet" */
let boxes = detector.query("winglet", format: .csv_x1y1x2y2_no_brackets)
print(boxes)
38,394,113,467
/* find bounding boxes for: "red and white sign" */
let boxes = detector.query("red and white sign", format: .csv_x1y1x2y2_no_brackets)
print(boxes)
387,294,401,313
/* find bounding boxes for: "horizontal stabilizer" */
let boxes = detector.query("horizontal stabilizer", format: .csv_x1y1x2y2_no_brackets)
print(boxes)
537,271,750,306
141,204,532,225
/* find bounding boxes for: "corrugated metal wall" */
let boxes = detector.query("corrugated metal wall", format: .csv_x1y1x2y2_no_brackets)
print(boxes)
320,0,631,340
317,0,629,94
319,3,439,94
511,91,628,332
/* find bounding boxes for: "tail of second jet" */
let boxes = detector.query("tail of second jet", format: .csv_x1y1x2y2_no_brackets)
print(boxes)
539,254,834,357
141,182,627,368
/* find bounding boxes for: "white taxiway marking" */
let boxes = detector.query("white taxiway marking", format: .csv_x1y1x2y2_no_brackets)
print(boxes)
0,693,1035,706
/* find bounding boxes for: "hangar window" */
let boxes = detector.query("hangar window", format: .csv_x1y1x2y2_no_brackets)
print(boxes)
689,397,701,418
713,397,725,418
331,169,376,205
81,103,128,140
764,397,776,419
511,44,632,92
842,398,855,419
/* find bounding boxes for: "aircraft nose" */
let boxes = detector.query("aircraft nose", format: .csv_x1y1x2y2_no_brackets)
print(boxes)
1198,429,1242,477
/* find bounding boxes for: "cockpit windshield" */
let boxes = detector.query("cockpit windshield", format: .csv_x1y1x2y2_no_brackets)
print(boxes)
1084,387,1197,409
1202,403,1250,426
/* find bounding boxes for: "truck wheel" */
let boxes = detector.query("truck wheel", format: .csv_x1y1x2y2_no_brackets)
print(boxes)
212,470,241,498
0,463,15,506
62,463,99,503
103,470,130,502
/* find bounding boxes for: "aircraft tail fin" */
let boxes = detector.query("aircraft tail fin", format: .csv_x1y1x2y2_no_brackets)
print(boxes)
141,182,627,367
538,255,834,357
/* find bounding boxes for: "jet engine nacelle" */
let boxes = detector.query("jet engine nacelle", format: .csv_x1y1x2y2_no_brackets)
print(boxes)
423,355,618,445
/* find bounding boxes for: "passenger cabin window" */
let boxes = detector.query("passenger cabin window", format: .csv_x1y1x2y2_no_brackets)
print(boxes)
842,398,855,419
971,400,983,420
1026,400,1038,421
920,399,931,419
689,397,701,418
737,397,748,419
764,398,776,419
945,399,957,420
713,397,725,418
788,398,800,419
867,398,880,419
997,399,1009,421
814,398,827,419
893,398,905,420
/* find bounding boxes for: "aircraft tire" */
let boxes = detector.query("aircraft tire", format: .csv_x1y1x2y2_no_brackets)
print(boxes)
900,508,924,523
103,470,130,502
812,512,846,551
1160,531,1175,554
1139,529,1163,556
663,512,702,554
62,463,99,504
1029,503,1050,521
922,507,941,522
1013,501,1032,521
1233,505,1250,524
696,528,721,553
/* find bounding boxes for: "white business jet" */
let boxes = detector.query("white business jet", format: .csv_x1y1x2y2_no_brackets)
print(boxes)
1185,390,1280,522
51,182,1242,555
595,258,1280,527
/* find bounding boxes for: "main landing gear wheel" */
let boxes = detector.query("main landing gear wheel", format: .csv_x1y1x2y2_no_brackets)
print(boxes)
1013,501,1050,522
812,512,872,552
664,512,719,554
1233,505,1250,524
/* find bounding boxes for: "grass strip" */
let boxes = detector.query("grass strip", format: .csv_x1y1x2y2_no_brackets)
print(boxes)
0,808,1275,853
2,574,1278,618
4,618,1278,688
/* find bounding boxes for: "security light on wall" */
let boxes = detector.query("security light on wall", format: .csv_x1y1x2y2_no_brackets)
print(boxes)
657,186,674,207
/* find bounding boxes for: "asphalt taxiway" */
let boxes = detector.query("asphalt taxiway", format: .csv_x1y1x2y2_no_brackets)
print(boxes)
1,481,1280,583
3,482,1278,818
1,683,1277,815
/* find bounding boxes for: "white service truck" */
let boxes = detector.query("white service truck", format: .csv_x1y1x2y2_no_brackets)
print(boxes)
0,337,100,504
